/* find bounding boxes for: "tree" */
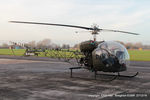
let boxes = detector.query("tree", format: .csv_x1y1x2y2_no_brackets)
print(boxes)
2,43,8,47
27,41,36,48
62,44,70,49
125,42,133,49
37,38,51,48
134,42,142,49
73,44,80,50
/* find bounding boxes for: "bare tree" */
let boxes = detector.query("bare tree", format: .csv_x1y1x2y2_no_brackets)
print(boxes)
37,38,51,48
73,44,80,50
1,43,9,47
134,42,142,49
62,44,70,49
27,41,36,48
125,42,133,49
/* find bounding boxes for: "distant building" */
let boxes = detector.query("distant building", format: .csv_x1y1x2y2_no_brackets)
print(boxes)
8,45,24,49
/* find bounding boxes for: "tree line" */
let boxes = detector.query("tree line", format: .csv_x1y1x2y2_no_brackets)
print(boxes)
0,39,150,50
116,41,150,49
73,41,150,50
0,39,70,49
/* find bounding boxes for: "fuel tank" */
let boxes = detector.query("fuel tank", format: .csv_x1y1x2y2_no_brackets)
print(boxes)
80,40,98,52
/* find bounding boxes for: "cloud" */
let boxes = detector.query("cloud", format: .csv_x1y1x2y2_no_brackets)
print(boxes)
0,0,150,45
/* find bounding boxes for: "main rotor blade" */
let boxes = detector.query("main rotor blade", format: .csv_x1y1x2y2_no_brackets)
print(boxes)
100,29,139,35
10,21,93,30
10,21,139,35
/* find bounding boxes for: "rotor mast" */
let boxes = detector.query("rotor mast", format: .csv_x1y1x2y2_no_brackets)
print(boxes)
92,31,98,41
93,34,97,41
91,25,99,41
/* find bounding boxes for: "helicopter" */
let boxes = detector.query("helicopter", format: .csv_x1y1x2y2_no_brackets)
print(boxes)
10,21,139,80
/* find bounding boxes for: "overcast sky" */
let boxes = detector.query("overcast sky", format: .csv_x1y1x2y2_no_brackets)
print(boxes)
0,0,150,46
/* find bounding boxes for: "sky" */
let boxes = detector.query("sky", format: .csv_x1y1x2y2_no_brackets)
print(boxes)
0,0,150,46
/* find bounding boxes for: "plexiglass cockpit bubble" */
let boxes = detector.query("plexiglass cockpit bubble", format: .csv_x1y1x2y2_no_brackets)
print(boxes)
95,41,130,66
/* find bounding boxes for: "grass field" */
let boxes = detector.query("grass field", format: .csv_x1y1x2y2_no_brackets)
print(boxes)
0,49,150,61
128,50,150,61
0,49,25,56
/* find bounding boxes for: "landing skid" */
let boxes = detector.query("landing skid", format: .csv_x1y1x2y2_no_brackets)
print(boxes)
117,72,139,78
94,71,118,81
69,67,138,81
94,71,139,81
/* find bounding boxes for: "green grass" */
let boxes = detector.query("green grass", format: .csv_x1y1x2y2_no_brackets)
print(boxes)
0,49,82,59
0,49,25,56
0,49,150,61
128,50,150,61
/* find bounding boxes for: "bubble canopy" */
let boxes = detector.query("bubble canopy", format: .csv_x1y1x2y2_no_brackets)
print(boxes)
96,41,130,65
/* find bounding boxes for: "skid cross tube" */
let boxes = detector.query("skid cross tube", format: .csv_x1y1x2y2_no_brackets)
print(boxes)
69,67,82,78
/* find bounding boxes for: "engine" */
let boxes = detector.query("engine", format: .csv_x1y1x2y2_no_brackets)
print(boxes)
79,40,100,70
